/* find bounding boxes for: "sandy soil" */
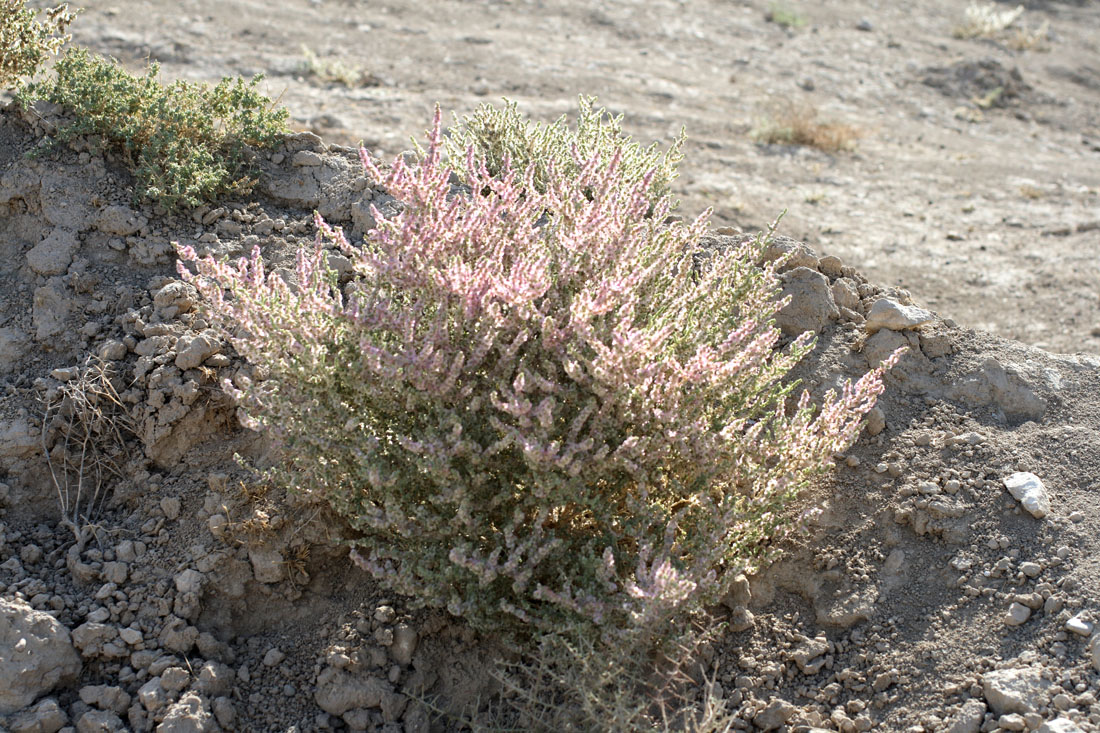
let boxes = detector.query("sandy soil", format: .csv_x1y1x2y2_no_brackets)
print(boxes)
1,1,1099,732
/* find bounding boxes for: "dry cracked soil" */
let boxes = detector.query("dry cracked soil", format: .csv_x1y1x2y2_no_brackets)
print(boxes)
1,1,1099,732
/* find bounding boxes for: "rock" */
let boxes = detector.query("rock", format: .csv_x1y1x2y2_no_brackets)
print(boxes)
159,616,199,653
159,667,190,693
790,636,830,673
1064,614,1093,636
982,667,1052,715
390,625,418,667
0,598,83,714
262,648,285,667
998,714,1027,731
153,282,198,318
32,278,70,341
775,267,839,336
160,497,182,521
156,692,216,733
7,697,68,733
760,236,818,271
0,415,40,460
101,562,128,585
1004,602,1031,626
1088,634,1100,672
314,667,397,715
98,339,128,361
722,573,752,611
864,406,886,436
74,709,124,732
249,548,286,584
1038,719,1085,733
945,699,986,733
174,330,222,370
79,685,131,714
1019,562,1041,578
26,228,79,276
71,623,121,658
1003,473,1051,519
174,569,203,595
94,205,146,236
753,698,797,730
865,297,934,333
212,697,235,729
137,678,166,713
196,662,233,697
0,327,30,374
728,607,755,632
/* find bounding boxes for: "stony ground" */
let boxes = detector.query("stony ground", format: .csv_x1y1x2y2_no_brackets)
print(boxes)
2,1,1100,732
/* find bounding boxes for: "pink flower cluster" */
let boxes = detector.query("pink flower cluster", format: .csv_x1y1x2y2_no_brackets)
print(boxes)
177,109,895,636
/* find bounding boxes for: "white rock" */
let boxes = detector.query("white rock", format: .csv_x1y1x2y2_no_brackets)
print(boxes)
1003,473,1051,519
945,699,986,733
1004,603,1031,626
865,297,934,333
1038,718,1085,733
157,692,216,733
982,667,1052,715
249,548,285,584
0,598,83,714
1064,614,1093,636
174,569,203,595
1089,634,1100,673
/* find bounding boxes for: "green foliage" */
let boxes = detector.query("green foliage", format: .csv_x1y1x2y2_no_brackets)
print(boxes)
442,95,685,208
19,48,288,209
765,4,807,29
0,0,75,89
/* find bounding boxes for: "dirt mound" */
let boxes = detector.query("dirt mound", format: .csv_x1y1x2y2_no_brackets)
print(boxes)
1,99,1099,733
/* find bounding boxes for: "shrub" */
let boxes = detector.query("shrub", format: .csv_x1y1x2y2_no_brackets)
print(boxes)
765,4,807,30
953,2,1025,39
179,108,894,638
442,95,685,208
752,99,860,153
19,48,288,209
0,0,75,90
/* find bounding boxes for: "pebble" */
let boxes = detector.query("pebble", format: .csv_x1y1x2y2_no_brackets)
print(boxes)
864,297,934,333
1064,614,1093,636
1002,473,1051,519
1019,562,1041,578
1089,635,1100,672
1005,603,1031,626
1038,718,1085,733
262,648,286,667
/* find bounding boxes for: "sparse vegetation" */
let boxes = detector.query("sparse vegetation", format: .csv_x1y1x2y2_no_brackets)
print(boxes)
40,357,135,547
953,2,1024,39
0,0,76,89
298,45,377,87
443,95,685,207
18,48,288,209
765,4,807,30
181,104,893,643
753,99,860,152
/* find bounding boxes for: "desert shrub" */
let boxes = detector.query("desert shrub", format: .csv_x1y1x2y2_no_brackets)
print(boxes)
443,95,685,207
19,48,288,209
753,99,860,153
179,108,893,639
0,0,75,90
764,4,807,30
953,2,1024,39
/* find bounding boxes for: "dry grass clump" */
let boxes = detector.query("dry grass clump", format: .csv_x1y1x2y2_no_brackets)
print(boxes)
753,100,860,152
40,357,135,545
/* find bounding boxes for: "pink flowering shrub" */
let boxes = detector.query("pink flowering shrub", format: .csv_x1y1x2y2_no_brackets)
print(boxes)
178,109,895,637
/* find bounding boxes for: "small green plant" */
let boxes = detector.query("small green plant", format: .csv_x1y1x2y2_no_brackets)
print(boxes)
953,2,1024,39
753,99,860,152
19,48,288,209
442,95,685,208
765,4,807,29
0,0,76,90
297,45,375,87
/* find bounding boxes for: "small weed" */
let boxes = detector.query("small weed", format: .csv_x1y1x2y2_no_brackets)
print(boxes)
765,4,807,29
972,86,1004,109
1019,184,1043,199
804,191,827,205
0,0,76,89
1006,20,1050,51
19,48,288,209
753,99,860,152
953,2,1024,39
40,356,135,547
297,45,378,87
